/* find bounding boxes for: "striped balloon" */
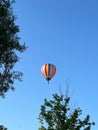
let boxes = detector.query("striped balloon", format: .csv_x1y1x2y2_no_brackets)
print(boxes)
41,64,56,83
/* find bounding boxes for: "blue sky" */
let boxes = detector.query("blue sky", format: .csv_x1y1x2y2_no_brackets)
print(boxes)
0,0,98,130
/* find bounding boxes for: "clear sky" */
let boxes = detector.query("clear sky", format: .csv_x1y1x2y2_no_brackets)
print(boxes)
0,0,98,130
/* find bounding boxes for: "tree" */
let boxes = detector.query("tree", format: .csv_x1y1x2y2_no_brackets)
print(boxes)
0,125,7,130
0,0,26,97
38,93,95,130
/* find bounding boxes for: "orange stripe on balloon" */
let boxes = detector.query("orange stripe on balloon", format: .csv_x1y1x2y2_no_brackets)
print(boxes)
45,64,48,78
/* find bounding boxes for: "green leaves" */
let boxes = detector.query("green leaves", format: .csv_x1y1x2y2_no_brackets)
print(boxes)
0,0,26,97
38,93,95,130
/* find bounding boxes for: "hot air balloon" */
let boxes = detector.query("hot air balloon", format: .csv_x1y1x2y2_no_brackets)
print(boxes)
41,63,56,83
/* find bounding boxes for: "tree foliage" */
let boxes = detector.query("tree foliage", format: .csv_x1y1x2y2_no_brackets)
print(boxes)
38,93,95,130
0,0,26,97
0,125,7,130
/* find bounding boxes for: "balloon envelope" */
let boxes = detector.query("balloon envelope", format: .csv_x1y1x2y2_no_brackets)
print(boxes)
41,63,56,82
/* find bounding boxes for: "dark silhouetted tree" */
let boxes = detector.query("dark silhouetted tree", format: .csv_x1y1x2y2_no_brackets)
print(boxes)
0,125,7,130
0,0,26,97
38,93,95,130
